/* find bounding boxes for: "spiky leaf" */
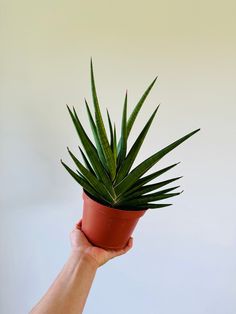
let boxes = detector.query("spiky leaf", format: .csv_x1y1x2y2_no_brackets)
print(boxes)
127,77,157,136
115,128,200,197
67,148,114,201
90,59,116,180
118,203,172,210
117,91,128,168
66,105,115,198
120,176,182,201
106,109,113,147
78,146,96,175
127,162,181,195
115,105,160,185
61,160,108,202
120,186,182,205
84,100,107,170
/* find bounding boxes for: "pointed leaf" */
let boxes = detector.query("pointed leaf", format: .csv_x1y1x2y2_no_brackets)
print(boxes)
90,59,116,180
119,186,180,204
120,176,182,200
121,191,181,206
115,105,160,184
78,146,96,176
66,105,114,197
67,148,114,202
118,203,172,210
85,100,107,169
117,77,157,152
127,77,157,136
61,159,108,202
115,128,200,197
106,108,113,147
113,123,117,163
122,186,181,203
117,91,128,168
127,162,181,194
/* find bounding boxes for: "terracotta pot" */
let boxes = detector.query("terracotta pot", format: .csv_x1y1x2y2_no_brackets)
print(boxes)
81,190,147,250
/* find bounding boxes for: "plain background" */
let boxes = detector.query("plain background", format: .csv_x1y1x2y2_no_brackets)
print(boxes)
1,1,236,313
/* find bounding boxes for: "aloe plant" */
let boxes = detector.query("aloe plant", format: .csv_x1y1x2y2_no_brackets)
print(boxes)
61,60,200,210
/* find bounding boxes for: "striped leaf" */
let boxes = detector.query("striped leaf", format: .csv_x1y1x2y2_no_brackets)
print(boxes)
106,108,113,147
84,100,107,170
90,59,116,180
61,159,108,202
115,105,160,185
120,190,182,206
117,91,128,168
120,176,182,201
67,105,115,198
117,77,157,152
122,186,181,204
67,148,114,202
127,77,157,136
127,163,181,195
115,128,200,197
78,146,96,175
113,123,117,163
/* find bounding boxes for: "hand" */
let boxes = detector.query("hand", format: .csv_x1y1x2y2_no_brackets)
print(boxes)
70,219,133,268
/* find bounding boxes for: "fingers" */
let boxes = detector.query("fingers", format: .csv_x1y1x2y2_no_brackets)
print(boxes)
110,237,134,257
75,219,82,230
122,237,133,253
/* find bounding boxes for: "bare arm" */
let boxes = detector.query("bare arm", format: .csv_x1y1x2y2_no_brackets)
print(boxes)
30,220,133,314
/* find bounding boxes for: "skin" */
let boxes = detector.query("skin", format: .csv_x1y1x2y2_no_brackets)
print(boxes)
30,220,133,314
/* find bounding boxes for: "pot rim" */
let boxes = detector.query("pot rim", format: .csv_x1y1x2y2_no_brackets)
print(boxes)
83,189,148,216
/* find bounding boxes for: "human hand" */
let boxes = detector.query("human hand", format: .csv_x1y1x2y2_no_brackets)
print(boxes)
70,219,133,268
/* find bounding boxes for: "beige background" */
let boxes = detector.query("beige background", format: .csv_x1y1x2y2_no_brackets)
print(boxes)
1,1,236,313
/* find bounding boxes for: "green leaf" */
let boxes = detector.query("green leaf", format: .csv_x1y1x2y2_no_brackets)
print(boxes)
127,162,181,194
106,108,117,172
122,186,181,203
118,203,172,210
115,128,200,197
117,77,157,153
115,105,160,185
127,77,157,136
78,146,96,176
90,59,116,180
121,189,182,206
67,147,114,202
61,159,108,202
106,108,113,147
113,123,117,163
117,91,128,168
84,100,107,170
66,105,115,197
120,176,182,200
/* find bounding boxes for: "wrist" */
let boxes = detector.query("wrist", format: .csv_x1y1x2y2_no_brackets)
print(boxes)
70,249,99,270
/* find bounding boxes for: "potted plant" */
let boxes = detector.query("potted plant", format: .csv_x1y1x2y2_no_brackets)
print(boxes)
61,60,200,249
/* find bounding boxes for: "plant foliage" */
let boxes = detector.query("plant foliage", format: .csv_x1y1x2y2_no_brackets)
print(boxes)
61,60,200,210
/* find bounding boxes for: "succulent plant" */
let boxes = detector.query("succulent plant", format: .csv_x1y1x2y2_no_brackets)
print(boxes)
61,60,200,210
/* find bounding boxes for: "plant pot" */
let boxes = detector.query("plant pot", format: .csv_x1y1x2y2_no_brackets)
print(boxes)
81,190,147,250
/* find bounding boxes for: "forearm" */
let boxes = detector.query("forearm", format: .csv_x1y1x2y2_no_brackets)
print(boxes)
30,251,98,314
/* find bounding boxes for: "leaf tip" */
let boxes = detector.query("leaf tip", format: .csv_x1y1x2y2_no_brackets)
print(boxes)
66,104,71,112
193,128,201,135
153,76,158,83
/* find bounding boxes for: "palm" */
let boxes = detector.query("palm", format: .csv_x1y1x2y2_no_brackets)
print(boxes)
70,220,133,267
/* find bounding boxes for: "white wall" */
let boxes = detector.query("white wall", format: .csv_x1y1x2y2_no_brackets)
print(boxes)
1,1,236,313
